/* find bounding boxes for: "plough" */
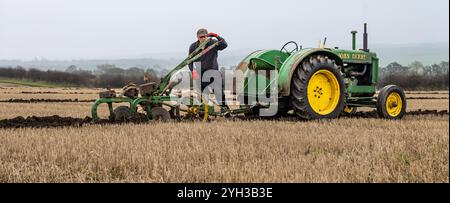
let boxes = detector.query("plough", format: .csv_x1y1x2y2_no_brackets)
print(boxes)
91,37,250,122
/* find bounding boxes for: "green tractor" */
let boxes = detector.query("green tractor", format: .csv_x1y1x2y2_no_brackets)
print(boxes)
236,23,407,119
91,23,406,121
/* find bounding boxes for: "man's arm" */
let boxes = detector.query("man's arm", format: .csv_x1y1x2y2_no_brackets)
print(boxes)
216,36,228,51
207,32,228,51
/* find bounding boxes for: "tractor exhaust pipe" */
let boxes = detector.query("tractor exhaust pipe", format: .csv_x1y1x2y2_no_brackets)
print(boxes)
351,30,357,50
363,23,369,52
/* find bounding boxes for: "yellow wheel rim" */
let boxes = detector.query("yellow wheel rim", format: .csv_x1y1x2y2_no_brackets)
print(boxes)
343,106,354,113
307,69,340,115
386,92,402,117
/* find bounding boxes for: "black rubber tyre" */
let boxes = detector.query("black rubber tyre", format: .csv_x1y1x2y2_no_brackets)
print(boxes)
376,85,407,119
290,55,345,120
151,107,171,121
113,106,131,121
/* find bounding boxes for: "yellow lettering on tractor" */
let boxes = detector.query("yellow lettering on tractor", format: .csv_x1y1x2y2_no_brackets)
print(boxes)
338,53,369,61
338,53,350,59
352,54,368,60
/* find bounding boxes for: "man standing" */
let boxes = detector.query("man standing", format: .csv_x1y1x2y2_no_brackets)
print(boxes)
188,28,229,110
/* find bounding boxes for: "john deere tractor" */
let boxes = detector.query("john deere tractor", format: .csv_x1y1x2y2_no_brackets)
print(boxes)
92,23,406,121
236,23,407,119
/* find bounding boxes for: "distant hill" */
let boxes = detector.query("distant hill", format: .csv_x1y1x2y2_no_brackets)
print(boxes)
370,42,449,66
0,58,180,72
0,42,447,71
219,42,449,67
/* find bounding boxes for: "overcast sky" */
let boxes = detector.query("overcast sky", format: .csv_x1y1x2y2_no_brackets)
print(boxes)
0,0,448,60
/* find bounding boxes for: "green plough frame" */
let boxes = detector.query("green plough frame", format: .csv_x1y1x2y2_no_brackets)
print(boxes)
91,38,251,121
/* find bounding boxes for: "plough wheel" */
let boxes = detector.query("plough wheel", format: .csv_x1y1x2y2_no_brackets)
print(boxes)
113,106,131,121
151,107,171,121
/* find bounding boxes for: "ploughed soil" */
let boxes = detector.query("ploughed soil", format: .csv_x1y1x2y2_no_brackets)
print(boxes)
0,99,95,103
0,110,448,129
0,96,447,104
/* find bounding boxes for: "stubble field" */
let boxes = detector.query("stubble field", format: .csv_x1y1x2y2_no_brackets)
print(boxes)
0,85,448,182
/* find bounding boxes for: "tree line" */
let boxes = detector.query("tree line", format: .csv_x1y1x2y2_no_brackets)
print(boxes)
0,61,448,90
0,64,160,88
378,61,448,90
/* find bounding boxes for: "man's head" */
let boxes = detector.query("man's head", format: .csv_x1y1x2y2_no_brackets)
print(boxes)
197,28,208,43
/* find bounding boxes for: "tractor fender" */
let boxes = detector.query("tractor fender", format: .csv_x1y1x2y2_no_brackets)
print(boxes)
277,48,343,96
234,50,265,72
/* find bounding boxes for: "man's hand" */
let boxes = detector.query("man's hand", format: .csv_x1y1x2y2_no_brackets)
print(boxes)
192,69,199,80
207,32,219,38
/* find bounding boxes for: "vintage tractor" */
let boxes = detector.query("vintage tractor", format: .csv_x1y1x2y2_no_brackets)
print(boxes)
236,23,407,119
91,23,406,121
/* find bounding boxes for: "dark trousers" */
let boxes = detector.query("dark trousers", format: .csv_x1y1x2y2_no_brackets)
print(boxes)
200,75,226,106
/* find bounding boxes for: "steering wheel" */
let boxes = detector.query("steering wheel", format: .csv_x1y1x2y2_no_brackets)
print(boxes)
280,41,299,55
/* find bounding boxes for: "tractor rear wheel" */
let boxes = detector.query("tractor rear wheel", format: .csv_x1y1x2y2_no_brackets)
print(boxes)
151,107,171,121
290,55,345,119
376,85,406,119
113,106,131,121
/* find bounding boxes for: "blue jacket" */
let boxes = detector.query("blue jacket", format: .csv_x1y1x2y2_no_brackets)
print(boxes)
188,36,228,72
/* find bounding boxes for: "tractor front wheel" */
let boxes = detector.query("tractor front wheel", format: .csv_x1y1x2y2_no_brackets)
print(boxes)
376,85,406,119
